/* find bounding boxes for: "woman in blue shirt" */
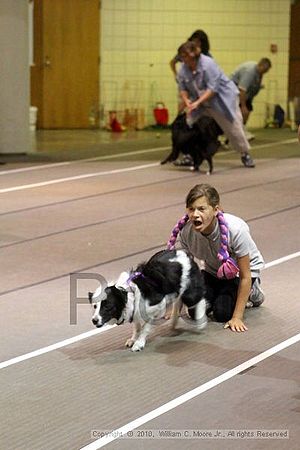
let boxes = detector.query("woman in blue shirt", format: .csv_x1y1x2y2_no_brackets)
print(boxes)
177,41,255,168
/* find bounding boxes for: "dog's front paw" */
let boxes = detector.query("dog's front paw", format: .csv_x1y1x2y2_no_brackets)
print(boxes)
131,339,145,352
125,338,135,348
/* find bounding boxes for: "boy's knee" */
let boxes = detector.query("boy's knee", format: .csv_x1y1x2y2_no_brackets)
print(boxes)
213,306,231,322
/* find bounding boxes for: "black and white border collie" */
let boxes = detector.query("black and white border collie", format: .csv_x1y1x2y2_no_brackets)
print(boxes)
89,249,207,352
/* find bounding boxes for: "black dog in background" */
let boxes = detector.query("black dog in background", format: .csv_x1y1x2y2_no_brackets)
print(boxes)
161,113,223,174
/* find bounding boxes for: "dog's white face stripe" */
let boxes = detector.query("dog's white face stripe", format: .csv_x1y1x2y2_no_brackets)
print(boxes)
91,300,102,324
91,300,119,327
92,286,105,302
91,287,107,325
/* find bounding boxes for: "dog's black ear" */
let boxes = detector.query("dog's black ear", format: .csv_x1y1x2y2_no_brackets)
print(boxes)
88,292,93,303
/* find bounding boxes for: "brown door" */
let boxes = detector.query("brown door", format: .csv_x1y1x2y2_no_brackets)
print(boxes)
31,0,100,129
289,2,300,98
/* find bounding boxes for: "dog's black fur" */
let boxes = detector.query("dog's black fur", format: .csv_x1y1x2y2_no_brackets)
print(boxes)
161,113,223,173
89,249,207,351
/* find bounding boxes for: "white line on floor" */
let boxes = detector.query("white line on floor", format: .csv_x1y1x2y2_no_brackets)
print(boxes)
0,326,115,370
219,137,299,157
0,250,299,371
251,137,297,148
0,146,170,175
0,137,297,179
0,162,159,194
264,251,300,268
80,332,300,450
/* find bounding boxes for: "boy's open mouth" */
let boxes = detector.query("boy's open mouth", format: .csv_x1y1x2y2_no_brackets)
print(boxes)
193,219,202,226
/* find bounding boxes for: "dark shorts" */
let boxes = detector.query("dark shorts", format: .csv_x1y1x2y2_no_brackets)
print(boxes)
203,271,255,322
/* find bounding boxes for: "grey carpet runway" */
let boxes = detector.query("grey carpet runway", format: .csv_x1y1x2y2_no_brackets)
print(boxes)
0,128,299,450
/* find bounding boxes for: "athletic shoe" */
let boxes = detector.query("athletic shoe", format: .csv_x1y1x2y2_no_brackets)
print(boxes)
247,278,265,308
241,153,255,168
173,154,194,167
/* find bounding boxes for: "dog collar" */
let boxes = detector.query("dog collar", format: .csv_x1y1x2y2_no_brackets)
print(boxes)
128,271,160,289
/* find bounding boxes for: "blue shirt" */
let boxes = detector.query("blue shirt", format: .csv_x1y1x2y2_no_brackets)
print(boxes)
177,54,239,122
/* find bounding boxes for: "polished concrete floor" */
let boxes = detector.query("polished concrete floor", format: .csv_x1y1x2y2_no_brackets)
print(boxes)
1,125,299,164
0,127,299,450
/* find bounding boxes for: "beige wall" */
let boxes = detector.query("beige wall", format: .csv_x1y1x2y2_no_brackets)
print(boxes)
0,0,30,154
100,0,291,128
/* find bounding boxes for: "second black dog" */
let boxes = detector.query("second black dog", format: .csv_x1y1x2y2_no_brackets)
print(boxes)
161,113,223,173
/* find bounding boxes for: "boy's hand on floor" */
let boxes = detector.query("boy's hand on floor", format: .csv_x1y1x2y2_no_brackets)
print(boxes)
224,318,248,332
